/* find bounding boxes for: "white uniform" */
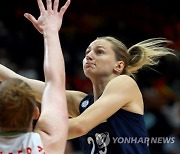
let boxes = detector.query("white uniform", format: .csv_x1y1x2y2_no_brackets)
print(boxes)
0,132,45,154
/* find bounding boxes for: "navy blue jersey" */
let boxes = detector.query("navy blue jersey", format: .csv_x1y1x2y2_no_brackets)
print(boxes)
79,95,150,154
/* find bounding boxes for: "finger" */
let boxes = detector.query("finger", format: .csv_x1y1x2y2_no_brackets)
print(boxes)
53,0,59,12
24,13,37,24
46,0,52,10
37,0,46,13
59,0,70,15
24,13,43,33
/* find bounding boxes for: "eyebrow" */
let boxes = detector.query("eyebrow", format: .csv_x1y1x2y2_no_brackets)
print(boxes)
97,45,106,49
87,45,106,50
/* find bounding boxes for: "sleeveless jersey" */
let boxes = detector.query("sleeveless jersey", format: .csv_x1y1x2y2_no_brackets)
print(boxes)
0,132,45,154
79,95,150,154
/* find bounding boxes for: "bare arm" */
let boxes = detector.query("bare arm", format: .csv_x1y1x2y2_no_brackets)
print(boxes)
0,64,45,102
66,90,87,117
68,75,144,139
25,0,70,153
0,64,86,117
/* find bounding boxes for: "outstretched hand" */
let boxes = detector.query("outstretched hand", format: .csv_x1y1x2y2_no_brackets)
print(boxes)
24,0,70,34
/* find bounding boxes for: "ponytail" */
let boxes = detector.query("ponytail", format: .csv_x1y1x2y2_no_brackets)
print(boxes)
127,38,175,76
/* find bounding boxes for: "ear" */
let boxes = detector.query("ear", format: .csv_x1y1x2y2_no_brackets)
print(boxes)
113,61,125,74
33,107,40,120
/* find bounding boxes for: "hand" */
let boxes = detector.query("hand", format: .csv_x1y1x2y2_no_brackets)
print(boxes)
24,0,70,34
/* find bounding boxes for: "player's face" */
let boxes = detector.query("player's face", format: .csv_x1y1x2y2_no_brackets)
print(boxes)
83,39,118,78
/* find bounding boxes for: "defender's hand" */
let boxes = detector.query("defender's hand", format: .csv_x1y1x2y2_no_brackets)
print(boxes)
24,0,70,34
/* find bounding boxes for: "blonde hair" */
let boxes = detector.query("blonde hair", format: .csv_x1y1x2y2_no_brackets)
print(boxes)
0,78,38,132
97,37,175,76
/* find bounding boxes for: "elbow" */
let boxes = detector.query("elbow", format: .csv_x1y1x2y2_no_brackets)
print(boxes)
75,123,88,136
74,121,89,136
68,117,90,139
77,117,91,136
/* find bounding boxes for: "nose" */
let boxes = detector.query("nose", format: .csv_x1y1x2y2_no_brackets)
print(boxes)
86,50,93,60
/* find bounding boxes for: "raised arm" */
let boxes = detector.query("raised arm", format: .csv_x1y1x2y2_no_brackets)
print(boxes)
0,0,86,118
25,0,70,153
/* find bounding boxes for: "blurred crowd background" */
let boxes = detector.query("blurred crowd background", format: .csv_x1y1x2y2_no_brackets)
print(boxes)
0,0,180,153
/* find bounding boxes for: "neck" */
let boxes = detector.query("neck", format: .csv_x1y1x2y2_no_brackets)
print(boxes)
92,85,104,101
92,77,113,101
89,74,118,100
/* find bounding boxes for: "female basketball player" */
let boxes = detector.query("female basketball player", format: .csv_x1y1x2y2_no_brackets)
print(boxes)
0,0,70,153
0,1,175,153
66,37,175,154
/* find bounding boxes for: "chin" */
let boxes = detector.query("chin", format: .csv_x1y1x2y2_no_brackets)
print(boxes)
84,70,95,79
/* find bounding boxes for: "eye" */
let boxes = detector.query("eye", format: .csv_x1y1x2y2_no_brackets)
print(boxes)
96,49,104,55
85,49,90,55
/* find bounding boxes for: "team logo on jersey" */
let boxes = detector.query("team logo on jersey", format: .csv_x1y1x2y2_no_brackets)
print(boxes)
81,100,89,108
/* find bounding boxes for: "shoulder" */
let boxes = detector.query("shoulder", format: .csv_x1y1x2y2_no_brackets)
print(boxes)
102,75,141,104
108,75,144,114
112,75,136,83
